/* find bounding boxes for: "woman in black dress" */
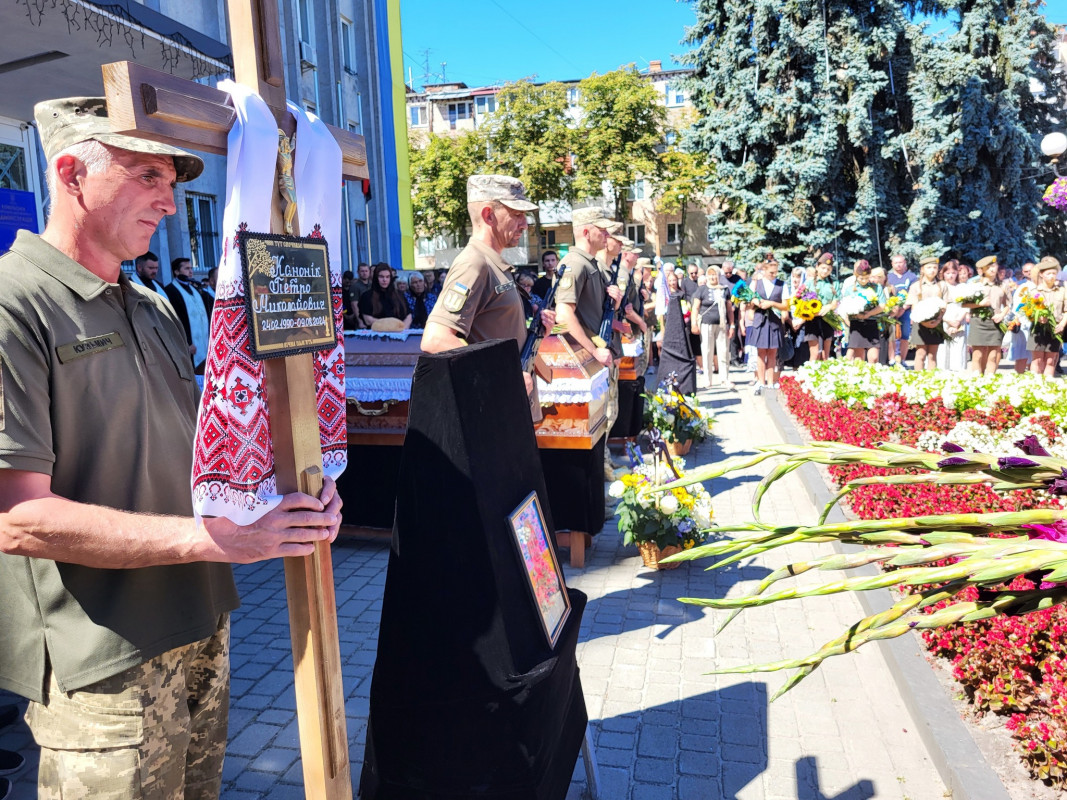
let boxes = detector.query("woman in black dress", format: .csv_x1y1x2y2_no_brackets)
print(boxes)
656,269,697,395
961,256,1008,375
359,263,412,329
843,261,886,363
747,260,787,395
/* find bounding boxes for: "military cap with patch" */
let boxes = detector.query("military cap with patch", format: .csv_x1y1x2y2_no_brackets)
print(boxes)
466,174,538,211
572,206,616,229
35,97,204,182
919,256,940,268
976,255,998,271
1036,256,1061,273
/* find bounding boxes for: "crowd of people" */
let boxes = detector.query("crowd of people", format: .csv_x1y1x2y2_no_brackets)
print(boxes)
611,251,1067,395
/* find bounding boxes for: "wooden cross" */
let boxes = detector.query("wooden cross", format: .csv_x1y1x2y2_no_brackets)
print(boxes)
101,1,369,797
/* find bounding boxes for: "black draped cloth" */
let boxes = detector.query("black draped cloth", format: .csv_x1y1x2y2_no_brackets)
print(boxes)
657,290,697,394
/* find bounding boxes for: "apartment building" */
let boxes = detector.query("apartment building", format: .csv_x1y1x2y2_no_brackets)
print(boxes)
0,0,402,282
406,59,723,270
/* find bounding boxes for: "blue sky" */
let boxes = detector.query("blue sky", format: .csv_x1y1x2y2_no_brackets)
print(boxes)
398,0,698,89
399,0,1067,90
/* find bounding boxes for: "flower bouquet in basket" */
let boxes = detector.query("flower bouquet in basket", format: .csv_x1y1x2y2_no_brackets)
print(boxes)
910,297,949,341
610,454,713,570
952,283,992,320
788,288,822,322
642,379,713,451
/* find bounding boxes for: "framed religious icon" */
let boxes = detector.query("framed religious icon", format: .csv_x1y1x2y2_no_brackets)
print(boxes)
237,231,337,359
507,492,571,648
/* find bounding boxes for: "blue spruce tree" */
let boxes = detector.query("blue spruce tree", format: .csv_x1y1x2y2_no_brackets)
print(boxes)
684,0,917,270
900,1,1066,265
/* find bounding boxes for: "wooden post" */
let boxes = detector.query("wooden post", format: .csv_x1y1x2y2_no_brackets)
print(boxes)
102,0,369,794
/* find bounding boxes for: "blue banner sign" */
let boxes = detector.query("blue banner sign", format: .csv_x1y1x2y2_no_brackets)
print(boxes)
0,188,39,254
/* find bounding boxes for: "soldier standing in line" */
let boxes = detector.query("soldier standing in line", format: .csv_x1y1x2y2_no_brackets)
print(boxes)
421,175,555,404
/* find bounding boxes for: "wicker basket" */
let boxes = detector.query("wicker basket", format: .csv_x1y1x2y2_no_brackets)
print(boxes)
638,542,683,570
666,439,692,456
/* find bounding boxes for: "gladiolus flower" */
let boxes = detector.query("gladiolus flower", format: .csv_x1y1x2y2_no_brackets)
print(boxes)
1022,520,1067,543
1014,435,1052,458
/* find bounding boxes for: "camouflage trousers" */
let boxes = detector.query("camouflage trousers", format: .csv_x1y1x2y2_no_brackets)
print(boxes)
28,614,230,800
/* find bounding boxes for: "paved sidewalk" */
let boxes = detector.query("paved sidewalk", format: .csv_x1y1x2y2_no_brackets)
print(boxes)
0,372,948,800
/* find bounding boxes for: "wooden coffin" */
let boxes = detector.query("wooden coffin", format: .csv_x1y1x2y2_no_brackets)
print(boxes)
534,334,609,450
344,330,422,446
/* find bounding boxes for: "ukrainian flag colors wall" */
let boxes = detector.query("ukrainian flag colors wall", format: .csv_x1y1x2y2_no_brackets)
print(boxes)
374,0,414,269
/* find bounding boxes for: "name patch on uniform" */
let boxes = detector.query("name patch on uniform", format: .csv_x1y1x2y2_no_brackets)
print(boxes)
443,282,470,313
56,332,125,363
494,281,516,295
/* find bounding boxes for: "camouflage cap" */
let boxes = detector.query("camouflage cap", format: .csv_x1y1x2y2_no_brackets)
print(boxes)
572,206,615,229
975,255,998,271
635,257,653,268
466,174,538,211
35,97,204,182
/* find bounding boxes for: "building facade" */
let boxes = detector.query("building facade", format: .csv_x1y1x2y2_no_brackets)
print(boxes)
0,0,402,283
405,59,724,271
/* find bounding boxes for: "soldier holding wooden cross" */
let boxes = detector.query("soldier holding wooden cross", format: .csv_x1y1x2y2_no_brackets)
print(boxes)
0,97,342,799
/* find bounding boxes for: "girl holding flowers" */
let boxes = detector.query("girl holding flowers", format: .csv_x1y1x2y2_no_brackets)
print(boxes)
962,255,1010,375
905,256,950,371
841,260,886,364
936,260,970,371
805,254,839,362
747,259,788,395
1025,256,1067,378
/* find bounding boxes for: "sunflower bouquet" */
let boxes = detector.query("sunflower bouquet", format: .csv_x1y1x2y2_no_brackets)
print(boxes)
609,458,713,552
642,382,713,444
788,288,823,322
1021,289,1061,344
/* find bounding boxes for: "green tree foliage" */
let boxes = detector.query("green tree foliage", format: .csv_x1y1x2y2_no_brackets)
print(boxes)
655,113,713,255
900,2,1066,265
684,0,916,270
483,79,574,252
408,131,488,243
573,67,667,222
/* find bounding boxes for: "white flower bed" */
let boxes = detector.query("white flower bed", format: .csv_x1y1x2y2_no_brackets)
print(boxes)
794,360,1067,426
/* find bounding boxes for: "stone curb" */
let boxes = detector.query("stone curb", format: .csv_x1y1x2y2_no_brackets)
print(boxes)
764,390,1010,800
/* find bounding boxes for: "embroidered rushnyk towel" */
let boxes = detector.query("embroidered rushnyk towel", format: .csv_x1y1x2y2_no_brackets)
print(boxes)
191,81,347,523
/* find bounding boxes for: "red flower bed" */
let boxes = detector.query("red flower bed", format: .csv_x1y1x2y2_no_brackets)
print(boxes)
780,375,1067,784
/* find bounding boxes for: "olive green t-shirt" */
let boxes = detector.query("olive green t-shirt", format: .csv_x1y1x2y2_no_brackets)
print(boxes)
553,246,604,340
425,240,526,345
0,231,239,701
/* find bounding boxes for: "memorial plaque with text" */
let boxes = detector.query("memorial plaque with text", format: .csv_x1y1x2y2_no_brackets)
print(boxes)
238,231,336,359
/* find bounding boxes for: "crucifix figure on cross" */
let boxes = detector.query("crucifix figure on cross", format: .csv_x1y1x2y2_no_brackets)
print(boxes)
100,1,370,798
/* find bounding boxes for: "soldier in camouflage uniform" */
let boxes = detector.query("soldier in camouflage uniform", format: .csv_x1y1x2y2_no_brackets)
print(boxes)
0,97,344,799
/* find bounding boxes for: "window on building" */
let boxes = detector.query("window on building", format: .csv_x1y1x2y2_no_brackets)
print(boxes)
352,220,369,265
665,130,677,147
447,102,471,129
0,144,28,191
664,82,686,107
540,230,556,248
340,18,355,72
626,180,646,201
186,193,219,273
474,95,497,115
667,223,681,244
416,237,435,257
410,105,428,127
626,224,646,246
566,87,580,107
297,0,313,44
